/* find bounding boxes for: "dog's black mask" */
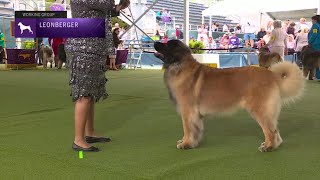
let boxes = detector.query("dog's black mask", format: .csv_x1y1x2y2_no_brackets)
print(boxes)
154,40,191,66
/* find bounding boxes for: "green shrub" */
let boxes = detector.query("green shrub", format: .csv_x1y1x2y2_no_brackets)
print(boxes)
22,40,35,49
189,40,205,54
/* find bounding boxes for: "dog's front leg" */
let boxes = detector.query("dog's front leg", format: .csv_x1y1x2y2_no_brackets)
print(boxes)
177,107,203,149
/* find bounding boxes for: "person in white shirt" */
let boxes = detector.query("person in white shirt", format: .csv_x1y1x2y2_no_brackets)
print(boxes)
242,20,257,48
267,20,288,60
298,18,310,31
197,24,208,45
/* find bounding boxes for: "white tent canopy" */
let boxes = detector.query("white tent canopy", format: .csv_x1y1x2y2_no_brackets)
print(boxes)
202,0,320,24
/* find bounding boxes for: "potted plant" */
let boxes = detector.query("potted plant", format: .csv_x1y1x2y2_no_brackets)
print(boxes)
189,39,220,68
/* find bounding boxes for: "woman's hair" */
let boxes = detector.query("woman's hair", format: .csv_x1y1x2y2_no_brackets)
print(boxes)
289,22,295,27
273,20,282,28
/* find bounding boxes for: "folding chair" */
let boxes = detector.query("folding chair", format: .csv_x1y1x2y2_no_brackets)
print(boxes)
127,40,142,70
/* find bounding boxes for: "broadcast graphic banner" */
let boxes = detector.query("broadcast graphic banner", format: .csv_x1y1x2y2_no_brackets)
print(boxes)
14,18,105,38
15,11,67,18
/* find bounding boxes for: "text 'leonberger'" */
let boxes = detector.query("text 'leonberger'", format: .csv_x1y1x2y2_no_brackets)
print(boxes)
154,40,305,152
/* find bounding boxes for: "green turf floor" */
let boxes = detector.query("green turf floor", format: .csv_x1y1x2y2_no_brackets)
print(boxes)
0,69,319,180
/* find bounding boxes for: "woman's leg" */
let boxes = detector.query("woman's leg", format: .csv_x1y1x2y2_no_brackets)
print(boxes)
85,101,96,137
109,57,114,69
74,97,92,148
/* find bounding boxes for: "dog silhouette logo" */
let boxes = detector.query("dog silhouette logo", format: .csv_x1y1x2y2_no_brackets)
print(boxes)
17,22,34,34
19,53,31,59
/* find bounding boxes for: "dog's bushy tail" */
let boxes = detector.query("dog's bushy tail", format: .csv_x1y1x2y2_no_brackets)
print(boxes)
270,61,305,104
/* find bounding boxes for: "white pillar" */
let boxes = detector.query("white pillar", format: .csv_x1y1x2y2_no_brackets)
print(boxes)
184,0,190,45
318,0,320,14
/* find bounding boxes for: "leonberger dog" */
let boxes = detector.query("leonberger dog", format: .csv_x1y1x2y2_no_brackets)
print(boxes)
258,46,282,69
301,45,320,80
154,40,305,152
41,44,54,68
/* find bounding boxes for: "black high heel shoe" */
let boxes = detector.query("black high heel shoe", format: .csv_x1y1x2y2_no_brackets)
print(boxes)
72,143,100,152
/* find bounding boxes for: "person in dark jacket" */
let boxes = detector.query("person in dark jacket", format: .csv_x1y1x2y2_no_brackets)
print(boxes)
257,27,266,40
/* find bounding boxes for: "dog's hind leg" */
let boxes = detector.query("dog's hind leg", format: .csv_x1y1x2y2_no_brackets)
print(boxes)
177,106,203,149
246,94,282,152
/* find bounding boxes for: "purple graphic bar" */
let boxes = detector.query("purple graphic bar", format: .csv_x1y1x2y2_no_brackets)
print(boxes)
15,18,105,38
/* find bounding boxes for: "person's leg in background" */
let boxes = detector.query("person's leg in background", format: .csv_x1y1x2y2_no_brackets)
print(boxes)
109,54,118,70
249,33,255,48
57,44,66,69
38,44,42,65
244,33,250,48
0,46,4,64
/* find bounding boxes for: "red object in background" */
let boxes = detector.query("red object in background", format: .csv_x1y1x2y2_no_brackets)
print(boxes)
49,38,65,56
175,29,180,39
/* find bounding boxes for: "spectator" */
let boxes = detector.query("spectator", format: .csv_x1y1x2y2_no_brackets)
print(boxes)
162,34,169,44
175,25,183,40
112,22,120,31
212,22,218,32
156,10,161,21
219,33,230,49
207,36,217,53
257,27,267,40
111,27,123,70
243,20,257,48
48,37,64,68
235,24,242,33
223,24,229,32
266,20,274,31
229,32,240,48
267,20,288,60
0,45,4,64
34,38,43,65
287,22,296,37
299,18,310,31
295,28,309,67
287,34,296,54
197,24,208,45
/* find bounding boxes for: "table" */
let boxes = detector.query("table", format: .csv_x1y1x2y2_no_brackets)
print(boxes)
6,49,36,69
106,49,129,65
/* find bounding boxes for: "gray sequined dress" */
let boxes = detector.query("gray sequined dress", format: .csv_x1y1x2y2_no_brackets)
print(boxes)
65,0,118,102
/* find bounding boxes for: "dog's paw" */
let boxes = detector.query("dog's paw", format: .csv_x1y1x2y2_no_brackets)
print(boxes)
258,142,273,152
177,142,195,149
177,139,183,144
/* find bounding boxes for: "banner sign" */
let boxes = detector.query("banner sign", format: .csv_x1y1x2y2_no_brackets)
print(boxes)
15,11,67,18
14,18,105,38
